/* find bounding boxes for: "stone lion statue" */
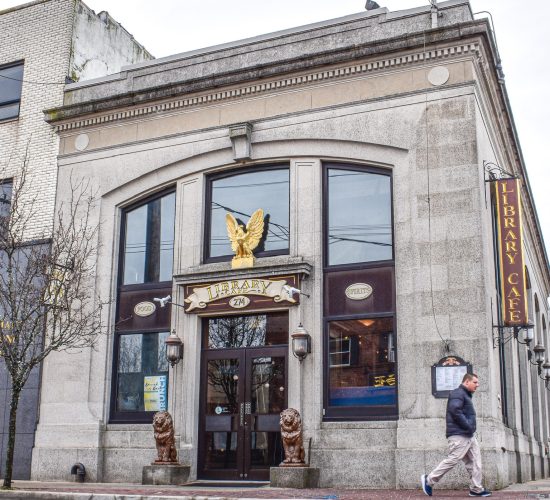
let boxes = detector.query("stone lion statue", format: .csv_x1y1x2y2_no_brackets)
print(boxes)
152,411,178,463
280,408,305,466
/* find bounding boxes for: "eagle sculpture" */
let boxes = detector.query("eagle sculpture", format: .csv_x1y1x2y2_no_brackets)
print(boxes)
225,208,264,268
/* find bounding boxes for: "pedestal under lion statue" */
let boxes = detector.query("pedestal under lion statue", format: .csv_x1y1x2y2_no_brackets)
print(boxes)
270,408,319,488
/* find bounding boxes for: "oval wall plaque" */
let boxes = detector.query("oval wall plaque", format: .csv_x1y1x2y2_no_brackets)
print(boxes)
229,296,251,309
345,283,373,301
134,301,156,317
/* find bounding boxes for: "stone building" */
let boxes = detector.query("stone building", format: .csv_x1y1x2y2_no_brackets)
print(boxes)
42,0,550,489
0,0,152,479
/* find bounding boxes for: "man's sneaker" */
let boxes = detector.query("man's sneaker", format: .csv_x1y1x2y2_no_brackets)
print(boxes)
469,490,492,497
421,474,432,496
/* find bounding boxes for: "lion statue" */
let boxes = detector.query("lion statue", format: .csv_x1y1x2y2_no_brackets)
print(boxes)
280,408,305,466
152,411,178,463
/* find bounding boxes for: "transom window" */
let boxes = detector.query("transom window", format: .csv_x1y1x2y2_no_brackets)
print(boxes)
204,312,288,349
122,191,175,285
0,62,24,121
206,167,289,261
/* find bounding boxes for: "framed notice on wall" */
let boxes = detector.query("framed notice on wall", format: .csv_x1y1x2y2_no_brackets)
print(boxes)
431,356,472,399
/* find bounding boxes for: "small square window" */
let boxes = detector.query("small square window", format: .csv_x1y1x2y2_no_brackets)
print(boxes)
0,62,24,121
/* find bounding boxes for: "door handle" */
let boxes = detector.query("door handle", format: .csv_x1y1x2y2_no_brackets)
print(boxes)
244,401,252,426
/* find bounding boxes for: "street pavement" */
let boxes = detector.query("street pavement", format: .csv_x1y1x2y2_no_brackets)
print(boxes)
0,478,550,500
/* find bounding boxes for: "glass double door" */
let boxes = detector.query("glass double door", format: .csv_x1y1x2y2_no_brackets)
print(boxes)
199,345,287,480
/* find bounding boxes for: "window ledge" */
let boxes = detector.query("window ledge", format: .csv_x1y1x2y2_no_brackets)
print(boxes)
0,117,19,125
321,420,398,430
106,423,151,431
174,255,313,285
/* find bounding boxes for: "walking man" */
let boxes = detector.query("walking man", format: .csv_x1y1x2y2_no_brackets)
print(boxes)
421,373,492,497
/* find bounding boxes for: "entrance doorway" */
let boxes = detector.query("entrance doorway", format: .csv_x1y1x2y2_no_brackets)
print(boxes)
198,313,287,480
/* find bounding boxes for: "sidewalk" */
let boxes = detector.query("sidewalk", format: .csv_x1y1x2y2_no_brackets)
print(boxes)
0,479,549,500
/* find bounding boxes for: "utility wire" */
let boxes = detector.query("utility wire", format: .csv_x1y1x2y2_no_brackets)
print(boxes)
211,201,290,239
423,31,451,353
0,73,66,86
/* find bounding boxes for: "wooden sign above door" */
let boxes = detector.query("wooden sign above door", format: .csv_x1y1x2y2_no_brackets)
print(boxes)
183,274,301,314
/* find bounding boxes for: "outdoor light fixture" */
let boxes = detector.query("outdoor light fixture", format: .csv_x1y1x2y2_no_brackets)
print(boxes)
493,323,535,348
291,323,311,362
514,323,534,345
532,344,546,365
165,329,184,367
542,361,550,384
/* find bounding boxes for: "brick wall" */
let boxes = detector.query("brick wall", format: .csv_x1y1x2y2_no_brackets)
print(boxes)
0,0,153,240
0,0,75,240
0,0,152,479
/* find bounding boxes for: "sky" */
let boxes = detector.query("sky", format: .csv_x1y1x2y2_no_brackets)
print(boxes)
1,0,549,260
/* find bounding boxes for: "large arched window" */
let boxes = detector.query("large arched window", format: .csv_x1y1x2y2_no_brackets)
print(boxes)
205,166,290,262
111,188,176,423
323,163,396,420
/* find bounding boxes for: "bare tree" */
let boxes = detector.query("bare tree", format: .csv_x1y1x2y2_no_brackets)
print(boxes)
0,151,105,489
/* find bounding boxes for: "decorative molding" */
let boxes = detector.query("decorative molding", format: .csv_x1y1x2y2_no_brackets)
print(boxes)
229,122,252,161
53,42,481,133
174,256,313,286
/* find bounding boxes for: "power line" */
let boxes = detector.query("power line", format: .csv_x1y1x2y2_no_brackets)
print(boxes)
0,73,66,86
328,235,392,247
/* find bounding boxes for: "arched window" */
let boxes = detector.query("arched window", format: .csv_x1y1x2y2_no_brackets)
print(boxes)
111,188,176,422
323,163,396,420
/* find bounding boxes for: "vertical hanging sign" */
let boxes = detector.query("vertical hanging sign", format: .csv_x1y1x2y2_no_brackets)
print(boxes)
494,178,528,325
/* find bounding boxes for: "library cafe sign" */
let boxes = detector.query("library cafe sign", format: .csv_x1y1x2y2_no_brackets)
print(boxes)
183,275,300,313
494,178,528,325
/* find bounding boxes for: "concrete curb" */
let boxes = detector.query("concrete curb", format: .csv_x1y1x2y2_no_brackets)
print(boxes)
0,493,242,500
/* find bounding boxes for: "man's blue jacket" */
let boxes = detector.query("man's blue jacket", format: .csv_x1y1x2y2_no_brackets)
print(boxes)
445,384,476,438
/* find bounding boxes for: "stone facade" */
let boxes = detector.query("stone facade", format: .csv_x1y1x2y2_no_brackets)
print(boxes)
0,0,151,480
41,0,550,489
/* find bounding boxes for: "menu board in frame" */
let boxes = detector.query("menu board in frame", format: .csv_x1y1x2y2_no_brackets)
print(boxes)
431,355,473,399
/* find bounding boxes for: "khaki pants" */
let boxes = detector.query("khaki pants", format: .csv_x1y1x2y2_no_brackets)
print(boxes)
427,435,483,493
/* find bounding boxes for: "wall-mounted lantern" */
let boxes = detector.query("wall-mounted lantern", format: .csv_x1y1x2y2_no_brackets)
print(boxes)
532,344,546,366
493,323,536,348
515,323,534,345
165,329,184,367
291,323,311,362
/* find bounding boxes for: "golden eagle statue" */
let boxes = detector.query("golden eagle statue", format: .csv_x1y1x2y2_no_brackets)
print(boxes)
225,208,264,269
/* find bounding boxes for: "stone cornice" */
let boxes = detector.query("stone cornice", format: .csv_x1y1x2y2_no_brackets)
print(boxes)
48,40,482,133
174,256,313,285
471,39,550,286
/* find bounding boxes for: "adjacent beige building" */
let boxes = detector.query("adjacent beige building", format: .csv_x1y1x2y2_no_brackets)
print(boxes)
41,0,550,489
